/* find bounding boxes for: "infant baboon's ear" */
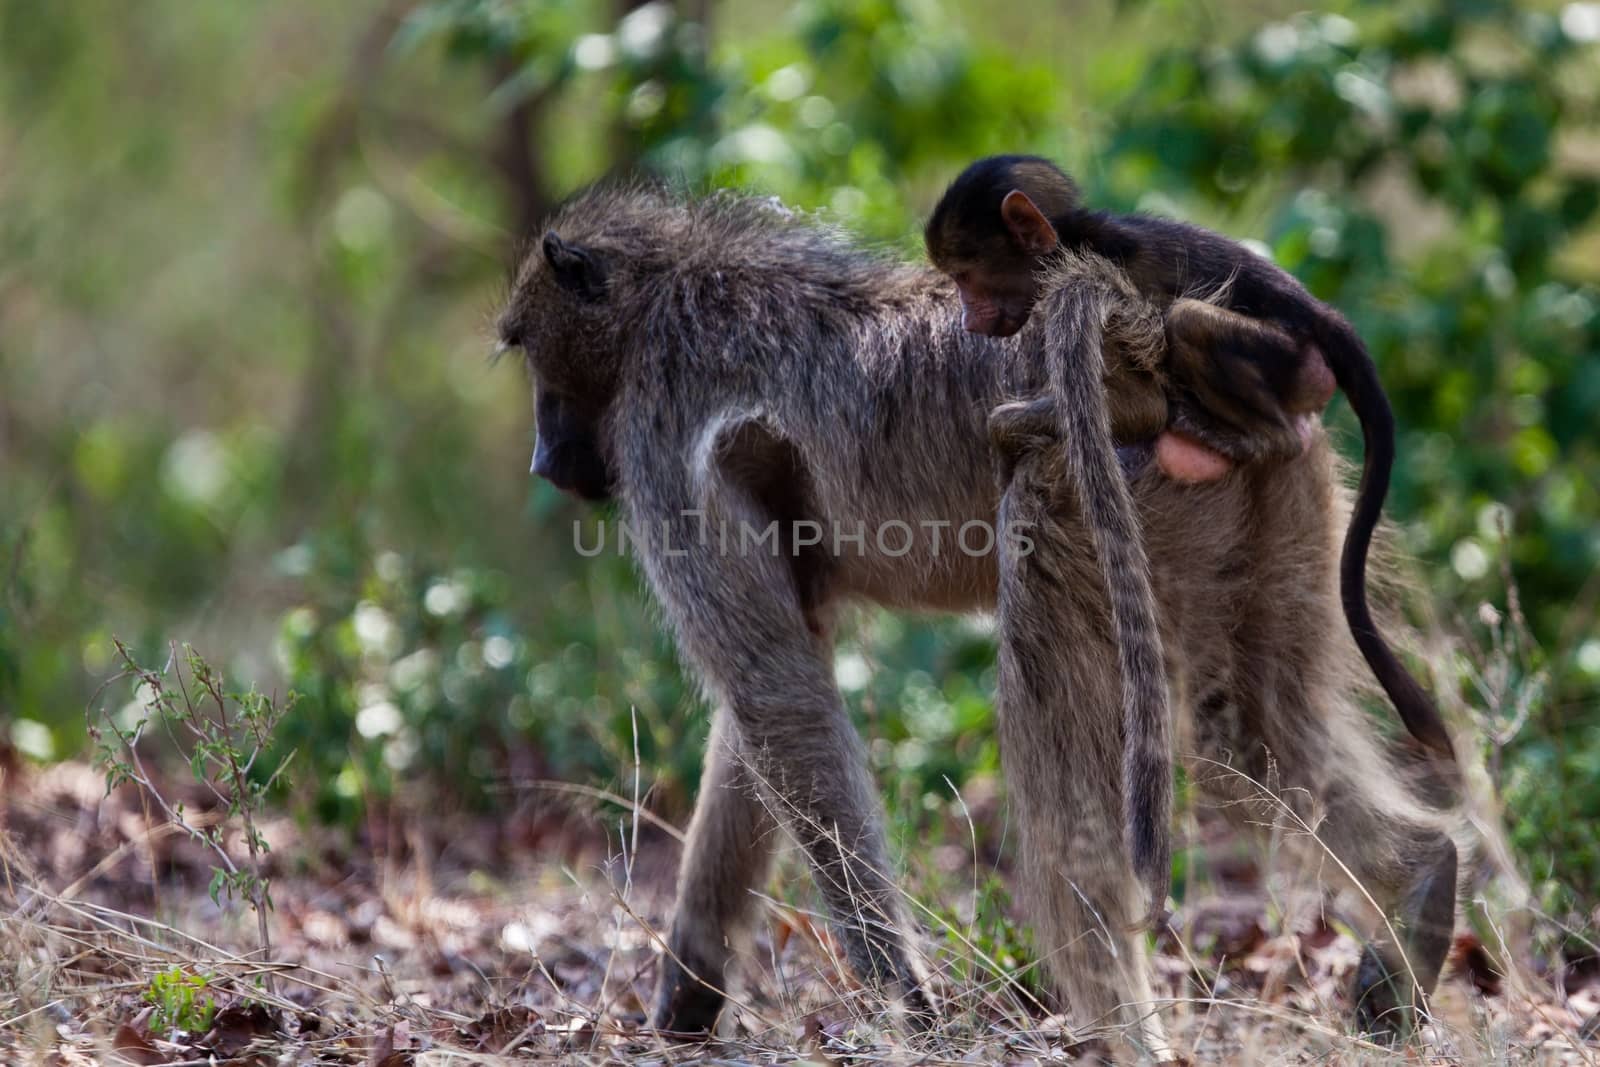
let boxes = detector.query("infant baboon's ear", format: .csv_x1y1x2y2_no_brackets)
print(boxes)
1000,190,1059,256
542,231,608,303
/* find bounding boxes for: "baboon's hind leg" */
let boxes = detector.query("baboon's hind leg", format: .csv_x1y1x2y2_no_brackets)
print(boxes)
1336,796,1458,1041
1189,680,1457,1042
652,708,779,1033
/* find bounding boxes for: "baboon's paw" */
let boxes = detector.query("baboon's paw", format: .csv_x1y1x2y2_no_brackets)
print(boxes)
988,396,1059,457
1351,945,1417,1045
650,956,726,1037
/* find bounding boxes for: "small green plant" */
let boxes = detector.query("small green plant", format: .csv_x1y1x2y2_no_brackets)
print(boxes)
934,874,1044,1008
144,966,216,1035
91,641,294,970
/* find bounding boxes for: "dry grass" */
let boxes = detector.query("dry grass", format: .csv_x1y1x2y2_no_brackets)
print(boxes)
1,752,1595,1065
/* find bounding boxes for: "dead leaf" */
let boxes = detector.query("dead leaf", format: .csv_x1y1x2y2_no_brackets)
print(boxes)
456,1005,544,1051
200,1000,281,1059
1447,931,1504,996
369,1020,413,1067
1185,896,1266,961
545,1014,596,1047
112,1021,171,1066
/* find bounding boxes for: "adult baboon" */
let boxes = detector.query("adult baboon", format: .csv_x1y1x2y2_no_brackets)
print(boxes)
496,186,1461,1051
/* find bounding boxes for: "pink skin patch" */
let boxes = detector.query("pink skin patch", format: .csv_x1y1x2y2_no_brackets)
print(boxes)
1156,431,1234,483
1295,413,1319,451
1292,345,1336,413
1156,416,1322,483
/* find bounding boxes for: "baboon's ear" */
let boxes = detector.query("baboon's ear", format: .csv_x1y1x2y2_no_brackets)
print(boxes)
1000,190,1059,256
542,230,608,303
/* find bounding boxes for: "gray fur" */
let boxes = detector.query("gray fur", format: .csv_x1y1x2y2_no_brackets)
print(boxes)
1025,252,1174,930
498,185,1463,1045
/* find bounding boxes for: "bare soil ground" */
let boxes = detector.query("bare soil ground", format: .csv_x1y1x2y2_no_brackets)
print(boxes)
2,756,1596,1064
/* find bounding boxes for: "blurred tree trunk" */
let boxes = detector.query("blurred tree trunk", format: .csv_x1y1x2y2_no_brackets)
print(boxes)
493,55,550,244
282,4,401,527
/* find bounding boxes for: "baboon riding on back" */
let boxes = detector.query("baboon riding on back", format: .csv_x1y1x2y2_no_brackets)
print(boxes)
496,184,1462,1054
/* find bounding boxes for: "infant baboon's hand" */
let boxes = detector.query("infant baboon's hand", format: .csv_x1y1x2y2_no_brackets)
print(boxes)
987,396,1060,459
989,394,1242,484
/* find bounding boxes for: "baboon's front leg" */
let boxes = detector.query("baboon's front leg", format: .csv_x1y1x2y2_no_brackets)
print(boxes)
639,501,928,1027
652,708,779,1033
717,637,926,1020
993,453,1171,1057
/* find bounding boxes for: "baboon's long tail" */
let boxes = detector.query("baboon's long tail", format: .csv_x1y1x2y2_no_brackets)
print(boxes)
1314,316,1458,771
1043,283,1172,929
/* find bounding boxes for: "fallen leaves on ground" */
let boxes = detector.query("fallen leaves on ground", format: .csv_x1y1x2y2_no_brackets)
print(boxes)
1,760,1594,1063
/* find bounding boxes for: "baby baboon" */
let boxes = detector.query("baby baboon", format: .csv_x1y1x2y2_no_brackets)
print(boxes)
497,185,1461,1047
926,155,1456,774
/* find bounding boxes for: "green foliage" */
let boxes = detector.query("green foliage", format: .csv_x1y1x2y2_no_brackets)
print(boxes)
4,0,1599,909
269,541,1001,824
271,537,697,821
143,967,216,1037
